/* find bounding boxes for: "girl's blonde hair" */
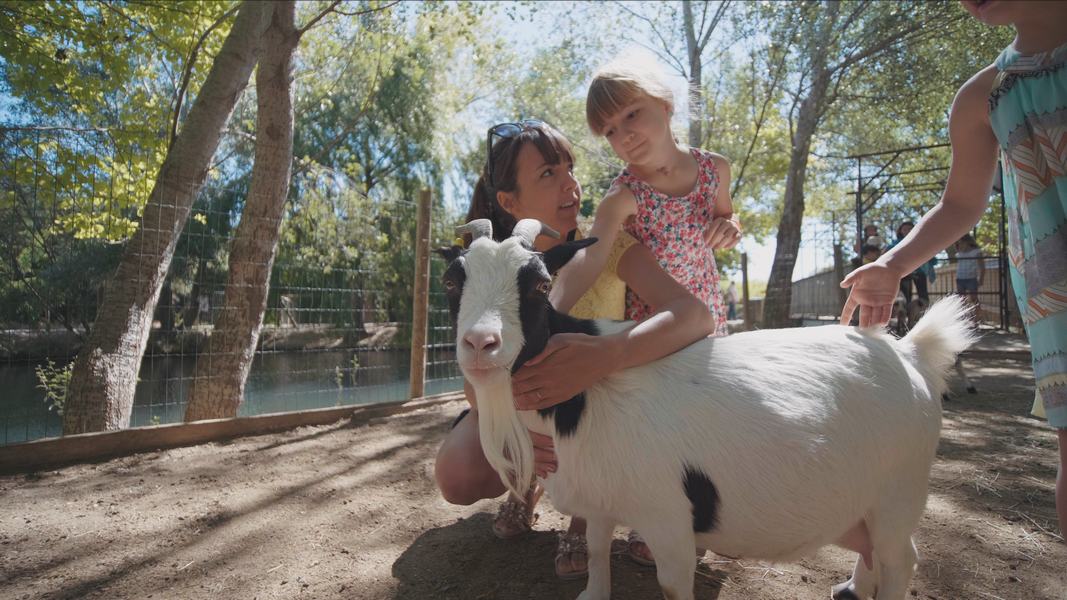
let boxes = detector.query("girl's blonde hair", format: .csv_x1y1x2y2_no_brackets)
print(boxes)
586,54,675,136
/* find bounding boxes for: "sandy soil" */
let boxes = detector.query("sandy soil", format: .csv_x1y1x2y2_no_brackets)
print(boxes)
1,352,1064,600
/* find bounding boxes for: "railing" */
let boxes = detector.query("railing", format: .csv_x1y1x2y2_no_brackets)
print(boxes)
0,126,462,445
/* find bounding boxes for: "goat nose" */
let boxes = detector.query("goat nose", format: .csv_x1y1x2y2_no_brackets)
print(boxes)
464,330,501,352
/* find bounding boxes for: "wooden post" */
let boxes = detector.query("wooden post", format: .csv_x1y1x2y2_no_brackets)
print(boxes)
408,189,431,399
833,243,846,312
741,252,751,331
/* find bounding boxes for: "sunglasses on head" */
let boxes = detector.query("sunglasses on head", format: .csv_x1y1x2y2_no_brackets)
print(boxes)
485,118,545,189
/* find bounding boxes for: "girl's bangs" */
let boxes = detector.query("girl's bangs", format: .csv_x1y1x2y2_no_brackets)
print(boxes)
586,78,643,135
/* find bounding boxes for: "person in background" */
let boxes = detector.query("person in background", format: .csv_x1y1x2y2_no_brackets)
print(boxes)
724,281,739,321
954,234,985,325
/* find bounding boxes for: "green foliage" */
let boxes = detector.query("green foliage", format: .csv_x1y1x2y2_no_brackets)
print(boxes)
35,358,73,415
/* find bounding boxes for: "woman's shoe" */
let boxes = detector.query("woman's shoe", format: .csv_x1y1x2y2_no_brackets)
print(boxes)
555,531,589,580
491,484,542,539
626,530,655,566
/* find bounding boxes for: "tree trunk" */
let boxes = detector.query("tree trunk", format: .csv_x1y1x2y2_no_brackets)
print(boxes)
683,0,703,148
62,2,273,434
184,1,297,422
762,2,838,328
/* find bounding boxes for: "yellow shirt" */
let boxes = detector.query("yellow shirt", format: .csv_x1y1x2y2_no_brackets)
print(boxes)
566,224,638,320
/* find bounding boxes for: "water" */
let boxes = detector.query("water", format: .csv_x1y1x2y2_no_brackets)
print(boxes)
0,349,463,445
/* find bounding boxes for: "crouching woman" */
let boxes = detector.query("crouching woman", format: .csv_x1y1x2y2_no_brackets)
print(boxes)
434,120,716,578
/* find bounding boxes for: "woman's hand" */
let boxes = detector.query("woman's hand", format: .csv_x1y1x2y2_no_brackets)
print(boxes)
705,216,741,249
511,332,622,410
530,430,557,479
840,261,905,327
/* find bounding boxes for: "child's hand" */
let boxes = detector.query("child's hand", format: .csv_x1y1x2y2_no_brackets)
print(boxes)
705,217,741,249
840,262,904,327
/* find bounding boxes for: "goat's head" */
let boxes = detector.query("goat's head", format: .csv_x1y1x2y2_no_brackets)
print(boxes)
436,219,595,498
436,219,596,385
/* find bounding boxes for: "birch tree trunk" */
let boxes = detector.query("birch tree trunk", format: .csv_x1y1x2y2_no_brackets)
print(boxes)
184,1,297,421
62,2,273,434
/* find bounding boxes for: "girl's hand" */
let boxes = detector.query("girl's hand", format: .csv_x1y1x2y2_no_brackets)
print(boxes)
705,216,741,249
511,333,622,410
840,262,904,327
530,430,557,479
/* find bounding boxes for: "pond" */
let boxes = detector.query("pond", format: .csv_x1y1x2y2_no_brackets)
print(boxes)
0,348,463,446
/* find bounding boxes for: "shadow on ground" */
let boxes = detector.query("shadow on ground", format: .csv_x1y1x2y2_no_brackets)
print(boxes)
392,512,725,600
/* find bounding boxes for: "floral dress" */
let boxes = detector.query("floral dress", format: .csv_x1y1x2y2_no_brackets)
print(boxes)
615,147,728,335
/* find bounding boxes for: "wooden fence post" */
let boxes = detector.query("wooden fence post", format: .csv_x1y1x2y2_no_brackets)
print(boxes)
741,252,751,331
408,189,431,399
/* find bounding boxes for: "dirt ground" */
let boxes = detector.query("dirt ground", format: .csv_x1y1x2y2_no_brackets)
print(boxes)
1,345,1064,599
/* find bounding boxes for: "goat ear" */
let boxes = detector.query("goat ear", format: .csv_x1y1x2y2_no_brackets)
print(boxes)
542,238,597,275
435,246,463,263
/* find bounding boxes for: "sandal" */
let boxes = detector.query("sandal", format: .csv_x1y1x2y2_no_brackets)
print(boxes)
555,531,589,580
627,530,655,566
491,483,542,539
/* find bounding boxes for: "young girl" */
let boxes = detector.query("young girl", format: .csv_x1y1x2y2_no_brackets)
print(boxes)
551,57,741,335
954,234,984,320
841,0,1067,543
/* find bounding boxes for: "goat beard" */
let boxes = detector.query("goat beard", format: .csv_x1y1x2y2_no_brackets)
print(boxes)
471,369,536,501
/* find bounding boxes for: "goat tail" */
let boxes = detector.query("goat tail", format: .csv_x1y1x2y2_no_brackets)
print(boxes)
474,375,535,501
900,295,977,378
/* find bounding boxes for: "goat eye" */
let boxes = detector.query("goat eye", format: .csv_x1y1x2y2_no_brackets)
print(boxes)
535,280,551,294
444,280,456,291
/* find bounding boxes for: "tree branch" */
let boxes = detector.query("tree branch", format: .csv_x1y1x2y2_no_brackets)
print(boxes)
296,0,401,37
169,3,241,151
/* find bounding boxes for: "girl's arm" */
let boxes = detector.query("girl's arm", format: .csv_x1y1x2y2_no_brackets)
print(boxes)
841,64,999,327
549,185,637,313
512,242,715,410
704,154,741,249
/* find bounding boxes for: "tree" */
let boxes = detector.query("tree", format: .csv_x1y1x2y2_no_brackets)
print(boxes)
761,0,969,327
183,0,299,421
61,1,274,434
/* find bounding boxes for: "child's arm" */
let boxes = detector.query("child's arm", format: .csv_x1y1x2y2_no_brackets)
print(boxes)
841,64,1000,327
549,185,637,313
704,153,741,249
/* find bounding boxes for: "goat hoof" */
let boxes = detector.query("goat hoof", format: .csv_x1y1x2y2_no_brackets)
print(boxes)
830,582,862,600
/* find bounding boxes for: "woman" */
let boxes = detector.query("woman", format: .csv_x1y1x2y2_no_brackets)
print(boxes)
434,120,716,578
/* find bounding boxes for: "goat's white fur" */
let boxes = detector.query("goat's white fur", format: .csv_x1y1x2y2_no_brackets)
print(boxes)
454,238,975,600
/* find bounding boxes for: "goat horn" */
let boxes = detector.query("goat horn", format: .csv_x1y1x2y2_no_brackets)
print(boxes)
512,219,561,247
455,219,493,241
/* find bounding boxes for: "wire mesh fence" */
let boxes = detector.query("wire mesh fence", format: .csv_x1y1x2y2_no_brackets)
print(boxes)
1,126,463,445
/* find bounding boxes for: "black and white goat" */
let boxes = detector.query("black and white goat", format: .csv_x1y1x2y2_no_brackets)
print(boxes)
439,219,975,600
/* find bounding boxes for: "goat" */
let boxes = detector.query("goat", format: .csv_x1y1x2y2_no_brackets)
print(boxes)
438,218,975,600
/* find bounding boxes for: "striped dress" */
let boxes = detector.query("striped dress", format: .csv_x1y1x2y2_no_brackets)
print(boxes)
989,40,1067,429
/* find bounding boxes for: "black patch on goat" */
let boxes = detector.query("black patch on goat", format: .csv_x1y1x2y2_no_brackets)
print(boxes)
683,465,720,533
438,254,467,324
511,255,600,438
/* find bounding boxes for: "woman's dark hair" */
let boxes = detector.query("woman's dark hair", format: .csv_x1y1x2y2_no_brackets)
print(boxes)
958,233,977,246
466,122,575,242
895,221,915,240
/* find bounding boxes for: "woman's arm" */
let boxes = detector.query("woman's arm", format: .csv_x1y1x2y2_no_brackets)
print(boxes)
704,154,741,249
840,64,999,327
512,243,715,410
549,186,637,314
